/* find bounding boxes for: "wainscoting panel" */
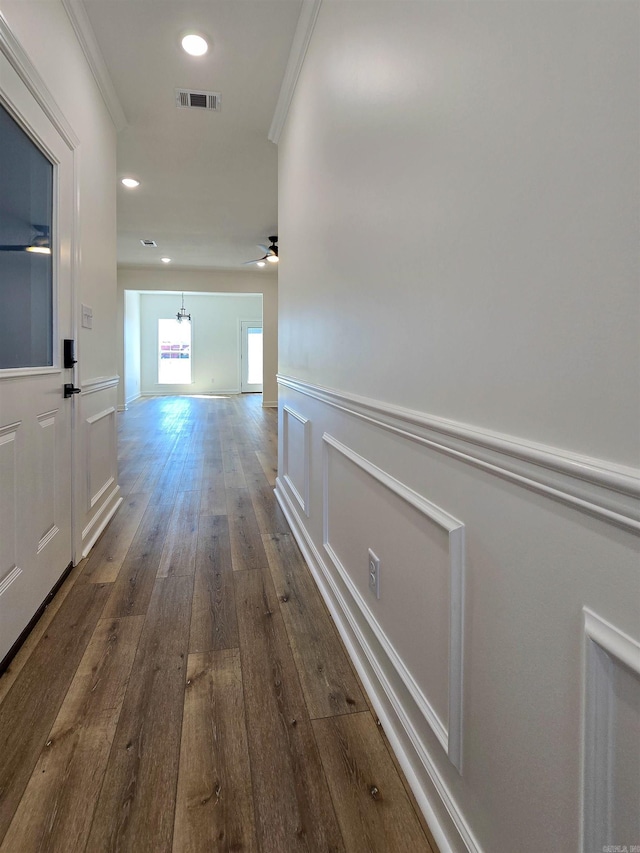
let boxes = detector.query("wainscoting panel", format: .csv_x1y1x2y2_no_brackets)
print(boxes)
582,609,640,852
79,380,121,559
86,407,116,511
282,405,310,516
322,433,464,771
276,376,639,853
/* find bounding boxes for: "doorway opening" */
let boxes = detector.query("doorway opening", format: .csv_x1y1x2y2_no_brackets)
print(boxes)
241,320,263,393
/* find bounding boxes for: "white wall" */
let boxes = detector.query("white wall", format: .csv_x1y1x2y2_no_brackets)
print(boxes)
276,3,640,853
118,267,278,406
123,289,141,405
139,292,262,396
2,0,120,557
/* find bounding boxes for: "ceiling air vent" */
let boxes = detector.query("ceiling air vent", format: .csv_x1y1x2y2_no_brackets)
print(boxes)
140,239,157,247
175,89,221,111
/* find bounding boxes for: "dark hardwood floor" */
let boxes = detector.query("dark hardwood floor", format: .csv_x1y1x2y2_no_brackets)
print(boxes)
0,394,436,853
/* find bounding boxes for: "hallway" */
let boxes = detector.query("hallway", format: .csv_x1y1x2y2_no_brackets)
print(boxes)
0,395,435,853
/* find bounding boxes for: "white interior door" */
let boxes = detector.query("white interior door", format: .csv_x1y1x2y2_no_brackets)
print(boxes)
0,49,75,664
241,320,263,393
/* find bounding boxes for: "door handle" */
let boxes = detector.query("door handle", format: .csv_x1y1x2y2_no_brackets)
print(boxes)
63,383,81,398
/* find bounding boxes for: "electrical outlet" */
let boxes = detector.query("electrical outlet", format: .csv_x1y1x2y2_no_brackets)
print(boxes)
368,548,380,599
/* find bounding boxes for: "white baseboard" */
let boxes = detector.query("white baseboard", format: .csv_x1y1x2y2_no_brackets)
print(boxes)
275,477,481,853
141,389,240,397
262,400,278,408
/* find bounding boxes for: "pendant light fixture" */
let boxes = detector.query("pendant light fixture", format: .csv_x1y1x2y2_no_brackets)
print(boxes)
176,293,191,323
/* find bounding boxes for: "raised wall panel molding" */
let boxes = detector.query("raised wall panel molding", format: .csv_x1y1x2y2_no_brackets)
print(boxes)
0,13,79,148
282,405,311,516
322,433,464,772
85,406,117,512
81,489,122,557
278,375,640,533
275,478,482,853
81,375,119,395
60,0,128,131
268,0,323,144
582,608,640,852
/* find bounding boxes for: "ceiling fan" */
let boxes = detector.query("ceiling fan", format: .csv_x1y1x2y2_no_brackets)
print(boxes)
243,235,278,267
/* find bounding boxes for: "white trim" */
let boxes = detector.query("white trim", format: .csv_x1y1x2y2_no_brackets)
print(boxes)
117,404,128,413
81,488,122,557
0,13,79,148
282,405,311,516
275,479,482,853
80,375,119,395
86,405,116,427
581,608,640,852
268,0,322,144
37,525,59,554
278,375,640,532
262,400,278,408
90,475,115,509
0,367,61,381
322,433,465,772
142,389,240,397
0,566,22,598
584,609,640,676
60,0,127,131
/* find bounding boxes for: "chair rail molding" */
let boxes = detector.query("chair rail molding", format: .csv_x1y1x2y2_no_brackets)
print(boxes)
278,375,640,533
80,375,119,395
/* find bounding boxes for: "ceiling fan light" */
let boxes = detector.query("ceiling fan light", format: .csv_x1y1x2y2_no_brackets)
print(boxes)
256,261,266,267
25,246,51,254
181,34,208,56
266,254,278,263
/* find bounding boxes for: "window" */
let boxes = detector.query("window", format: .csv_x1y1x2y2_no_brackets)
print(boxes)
0,103,53,369
158,318,191,384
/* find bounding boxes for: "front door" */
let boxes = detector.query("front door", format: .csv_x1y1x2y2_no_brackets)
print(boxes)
0,48,75,663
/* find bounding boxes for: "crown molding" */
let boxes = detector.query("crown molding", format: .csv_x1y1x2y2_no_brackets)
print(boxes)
61,0,127,132
268,0,322,144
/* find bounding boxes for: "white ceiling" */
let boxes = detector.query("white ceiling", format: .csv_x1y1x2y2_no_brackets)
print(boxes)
80,0,302,270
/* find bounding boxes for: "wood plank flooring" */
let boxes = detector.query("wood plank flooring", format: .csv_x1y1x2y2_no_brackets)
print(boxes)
0,394,436,853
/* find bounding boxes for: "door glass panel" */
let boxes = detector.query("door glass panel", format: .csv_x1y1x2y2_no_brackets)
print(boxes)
0,103,53,369
247,327,263,385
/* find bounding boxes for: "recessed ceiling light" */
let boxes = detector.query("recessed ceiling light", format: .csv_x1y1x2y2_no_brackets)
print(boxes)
181,33,208,56
121,177,140,188
161,257,171,263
